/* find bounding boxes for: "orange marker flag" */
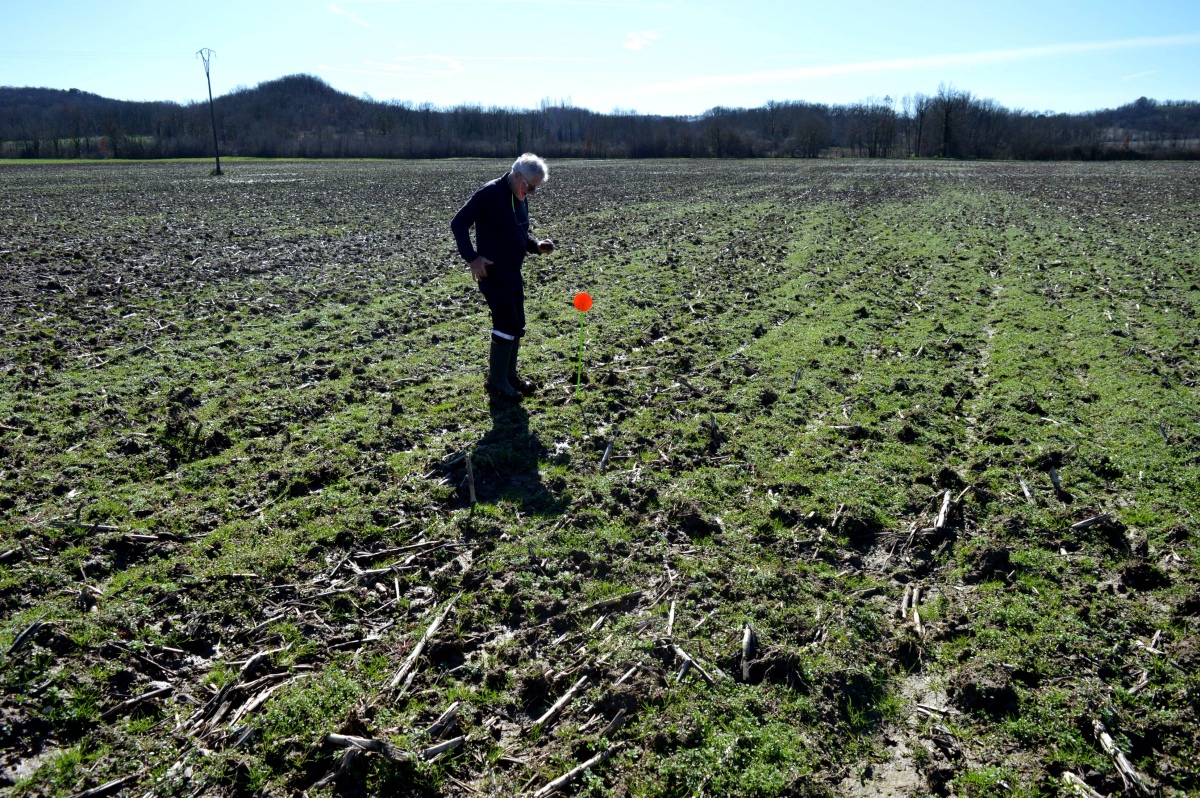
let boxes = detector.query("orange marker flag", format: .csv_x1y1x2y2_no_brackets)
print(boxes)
574,292,592,393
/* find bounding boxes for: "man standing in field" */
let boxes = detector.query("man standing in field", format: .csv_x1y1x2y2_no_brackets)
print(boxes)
451,153,556,400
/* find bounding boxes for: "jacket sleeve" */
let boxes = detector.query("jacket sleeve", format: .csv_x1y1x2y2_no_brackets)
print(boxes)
526,234,540,255
450,190,482,263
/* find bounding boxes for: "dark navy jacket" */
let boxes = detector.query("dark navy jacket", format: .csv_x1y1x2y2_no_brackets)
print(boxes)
450,172,540,280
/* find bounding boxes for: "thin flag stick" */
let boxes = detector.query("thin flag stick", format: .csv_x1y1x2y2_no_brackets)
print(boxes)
577,312,584,394
573,292,592,397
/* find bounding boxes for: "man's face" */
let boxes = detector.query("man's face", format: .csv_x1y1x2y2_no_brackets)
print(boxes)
515,172,541,201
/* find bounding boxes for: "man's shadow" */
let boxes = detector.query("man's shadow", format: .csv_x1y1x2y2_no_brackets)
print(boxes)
458,396,565,516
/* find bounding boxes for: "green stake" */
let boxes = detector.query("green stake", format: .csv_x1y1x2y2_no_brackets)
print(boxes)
576,311,584,394
572,292,592,395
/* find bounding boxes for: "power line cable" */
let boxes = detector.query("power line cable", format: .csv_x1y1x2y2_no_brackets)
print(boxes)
0,50,188,61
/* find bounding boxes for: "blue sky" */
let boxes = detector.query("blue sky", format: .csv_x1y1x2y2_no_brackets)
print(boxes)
3,0,1198,114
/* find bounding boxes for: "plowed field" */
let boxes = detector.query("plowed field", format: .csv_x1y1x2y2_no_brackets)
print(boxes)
1,159,1198,797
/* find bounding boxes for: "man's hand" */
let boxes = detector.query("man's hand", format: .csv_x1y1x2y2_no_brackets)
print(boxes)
469,255,493,281
537,239,555,255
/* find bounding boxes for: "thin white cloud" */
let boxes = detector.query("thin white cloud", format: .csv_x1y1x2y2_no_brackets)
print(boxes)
624,30,660,51
345,0,677,6
369,56,464,76
318,53,604,80
617,33,1200,97
321,55,465,78
757,54,836,65
1120,69,1159,82
449,55,605,62
328,2,374,28
317,66,420,78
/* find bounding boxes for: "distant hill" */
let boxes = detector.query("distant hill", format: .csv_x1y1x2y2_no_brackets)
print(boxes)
2,74,1197,160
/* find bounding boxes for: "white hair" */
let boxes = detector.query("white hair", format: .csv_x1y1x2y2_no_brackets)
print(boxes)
512,152,548,183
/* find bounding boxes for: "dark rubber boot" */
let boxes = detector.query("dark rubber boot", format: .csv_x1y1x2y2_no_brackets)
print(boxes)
488,339,520,399
507,337,535,395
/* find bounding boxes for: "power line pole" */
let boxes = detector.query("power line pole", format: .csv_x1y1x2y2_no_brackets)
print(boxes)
196,48,222,175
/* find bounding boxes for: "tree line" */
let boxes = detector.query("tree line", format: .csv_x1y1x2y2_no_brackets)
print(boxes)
2,74,1198,161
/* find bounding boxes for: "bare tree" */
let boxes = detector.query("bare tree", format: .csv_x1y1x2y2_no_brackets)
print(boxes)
905,93,933,157
796,110,830,157
865,96,897,157
934,83,970,157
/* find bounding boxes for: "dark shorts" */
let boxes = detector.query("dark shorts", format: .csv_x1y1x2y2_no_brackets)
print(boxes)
479,274,525,341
